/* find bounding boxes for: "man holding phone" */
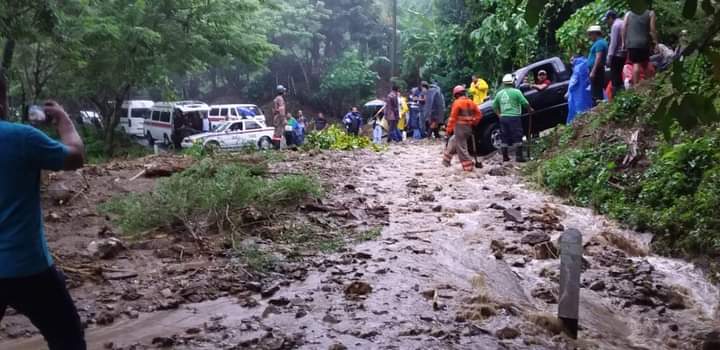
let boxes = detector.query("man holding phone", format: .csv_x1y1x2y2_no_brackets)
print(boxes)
0,101,86,349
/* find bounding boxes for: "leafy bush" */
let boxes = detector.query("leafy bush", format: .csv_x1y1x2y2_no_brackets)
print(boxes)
304,125,384,152
555,0,611,59
101,157,322,236
532,78,720,257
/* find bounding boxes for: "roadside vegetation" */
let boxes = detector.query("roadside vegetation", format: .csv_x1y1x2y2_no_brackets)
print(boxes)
101,156,322,239
527,55,720,260
304,125,386,152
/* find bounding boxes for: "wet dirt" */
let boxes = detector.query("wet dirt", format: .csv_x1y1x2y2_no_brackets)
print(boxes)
2,143,719,349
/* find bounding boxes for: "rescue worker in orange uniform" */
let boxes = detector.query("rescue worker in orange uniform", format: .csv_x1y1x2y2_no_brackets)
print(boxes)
443,85,482,171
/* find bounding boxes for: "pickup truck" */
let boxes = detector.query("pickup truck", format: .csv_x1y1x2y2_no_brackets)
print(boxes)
473,57,571,154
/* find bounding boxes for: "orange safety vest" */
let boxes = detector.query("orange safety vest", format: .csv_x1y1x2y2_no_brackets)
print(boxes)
447,96,482,134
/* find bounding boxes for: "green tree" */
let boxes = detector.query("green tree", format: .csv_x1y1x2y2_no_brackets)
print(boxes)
59,0,275,155
0,0,56,119
319,50,378,117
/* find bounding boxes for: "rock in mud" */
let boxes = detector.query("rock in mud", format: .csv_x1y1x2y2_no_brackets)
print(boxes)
490,239,506,253
262,305,282,318
152,336,176,348
420,193,436,202
432,205,442,212
322,314,341,324
261,284,281,298
269,297,291,306
495,326,521,339
329,343,348,350
87,238,125,259
488,167,511,177
531,286,558,304
520,232,550,245
503,208,524,223
95,311,115,326
344,281,372,298
534,241,559,260
407,178,422,188
589,280,606,291
47,182,74,205
244,281,263,293
489,203,506,210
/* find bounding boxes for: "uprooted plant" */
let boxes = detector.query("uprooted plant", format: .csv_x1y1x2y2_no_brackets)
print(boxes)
100,156,323,244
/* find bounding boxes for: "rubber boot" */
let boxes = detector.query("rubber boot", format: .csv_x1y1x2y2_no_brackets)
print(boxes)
515,146,527,163
502,148,510,162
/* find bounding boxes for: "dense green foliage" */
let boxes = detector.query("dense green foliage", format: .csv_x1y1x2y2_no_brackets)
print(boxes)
102,157,322,236
555,0,611,58
304,125,384,152
318,51,378,117
530,64,720,256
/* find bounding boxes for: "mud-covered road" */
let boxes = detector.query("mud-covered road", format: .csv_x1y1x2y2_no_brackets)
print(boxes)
2,142,718,349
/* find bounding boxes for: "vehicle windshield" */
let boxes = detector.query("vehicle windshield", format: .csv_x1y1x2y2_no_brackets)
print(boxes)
131,108,151,119
213,122,232,132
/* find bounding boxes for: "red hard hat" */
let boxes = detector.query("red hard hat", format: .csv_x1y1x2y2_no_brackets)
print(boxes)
453,85,466,95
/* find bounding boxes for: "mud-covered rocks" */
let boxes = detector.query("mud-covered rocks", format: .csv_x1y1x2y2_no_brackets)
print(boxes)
344,281,372,299
503,208,524,223
495,326,520,339
521,232,550,245
87,237,125,259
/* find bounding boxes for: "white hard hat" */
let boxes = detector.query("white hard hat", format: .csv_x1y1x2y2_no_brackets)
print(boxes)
502,74,514,85
587,25,603,34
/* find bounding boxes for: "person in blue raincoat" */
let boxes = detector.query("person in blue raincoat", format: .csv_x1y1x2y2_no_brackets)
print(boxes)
567,55,593,124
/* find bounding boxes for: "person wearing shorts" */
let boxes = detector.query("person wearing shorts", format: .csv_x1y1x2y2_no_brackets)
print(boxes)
624,8,658,86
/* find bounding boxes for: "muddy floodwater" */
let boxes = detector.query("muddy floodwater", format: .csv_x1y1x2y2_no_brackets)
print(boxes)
2,142,718,349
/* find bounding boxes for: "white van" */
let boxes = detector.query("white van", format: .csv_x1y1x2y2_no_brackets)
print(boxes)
208,104,266,128
145,101,210,148
119,100,154,137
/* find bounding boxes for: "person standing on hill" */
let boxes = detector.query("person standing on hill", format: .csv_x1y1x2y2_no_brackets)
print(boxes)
469,75,489,105
272,85,288,150
0,101,87,349
623,7,658,86
443,85,482,171
384,85,401,142
587,25,609,105
493,74,533,163
605,10,626,95
315,112,327,131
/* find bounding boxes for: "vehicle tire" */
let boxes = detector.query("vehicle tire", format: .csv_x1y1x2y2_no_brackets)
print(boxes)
204,141,220,153
478,122,502,156
146,131,155,146
258,137,272,150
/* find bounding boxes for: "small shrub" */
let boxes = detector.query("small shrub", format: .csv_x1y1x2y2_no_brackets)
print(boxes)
304,125,385,152
100,157,323,237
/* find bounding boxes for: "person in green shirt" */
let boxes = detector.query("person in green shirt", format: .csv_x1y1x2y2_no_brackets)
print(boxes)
493,74,534,162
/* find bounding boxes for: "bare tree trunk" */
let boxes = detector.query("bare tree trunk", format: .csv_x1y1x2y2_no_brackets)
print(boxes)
1,39,16,120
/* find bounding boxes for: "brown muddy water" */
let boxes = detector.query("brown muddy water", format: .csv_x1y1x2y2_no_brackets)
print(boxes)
3,142,719,349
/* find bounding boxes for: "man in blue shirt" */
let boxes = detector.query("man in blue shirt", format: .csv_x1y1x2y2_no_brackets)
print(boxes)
587,25,609,105
0,101,86,349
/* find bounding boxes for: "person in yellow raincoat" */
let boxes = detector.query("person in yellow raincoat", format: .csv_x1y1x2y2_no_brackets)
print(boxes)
468,75,489,105
397,94,409,139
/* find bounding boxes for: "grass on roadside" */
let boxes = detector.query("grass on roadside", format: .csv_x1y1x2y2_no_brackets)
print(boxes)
100,156,322,238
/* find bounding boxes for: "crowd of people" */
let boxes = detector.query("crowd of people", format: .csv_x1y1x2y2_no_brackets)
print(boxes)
267,6,676,171
568,7,678,122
